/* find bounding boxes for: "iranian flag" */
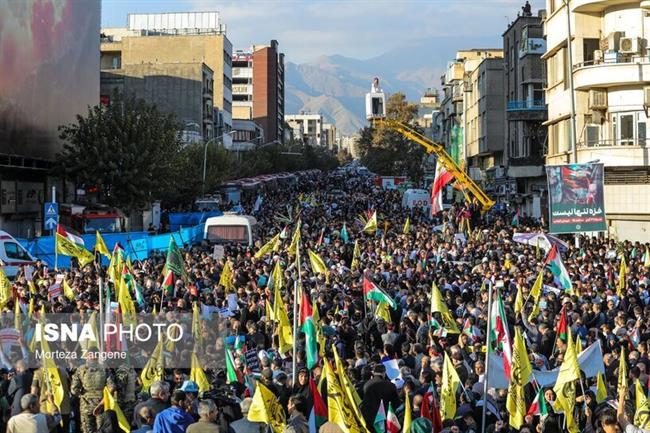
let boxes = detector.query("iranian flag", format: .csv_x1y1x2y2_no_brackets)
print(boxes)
225,348,242,383
527,387,548,417
386,402,401,433
57,224,84,246
308,377,327,433
363,277,396,308
557,305,568,342
420,384,442,433
300,291,318,370
490,290,513,379
431,163,455,215
544,245,572,291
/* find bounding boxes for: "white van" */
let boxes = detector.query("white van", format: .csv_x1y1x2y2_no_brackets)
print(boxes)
0,230,37,278
402,189,432,212
204,214,258,246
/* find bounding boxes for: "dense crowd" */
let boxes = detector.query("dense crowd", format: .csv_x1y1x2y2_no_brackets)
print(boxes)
1,170,650,433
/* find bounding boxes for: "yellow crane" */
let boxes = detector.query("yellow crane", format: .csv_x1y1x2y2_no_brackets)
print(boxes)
365,78,495,212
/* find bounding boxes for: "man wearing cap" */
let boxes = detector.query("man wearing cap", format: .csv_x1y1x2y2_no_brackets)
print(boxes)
179,380,200,419
359,364,399,428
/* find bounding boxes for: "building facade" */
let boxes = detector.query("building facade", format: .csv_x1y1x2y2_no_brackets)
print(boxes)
322,123,338,150
544,0,650,241
100,12,233,147
232,40,285,144
285,113,324,146
502,7,548,218
416,89,441,139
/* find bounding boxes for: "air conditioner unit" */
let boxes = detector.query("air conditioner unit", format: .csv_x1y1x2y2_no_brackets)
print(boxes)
620,37,642,54
593,50,603,62
588,89,608,110
606,31,625,52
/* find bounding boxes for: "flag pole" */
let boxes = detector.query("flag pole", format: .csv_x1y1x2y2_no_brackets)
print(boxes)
54,228,58,271
292,241,301,385
481,279,494,432
98,277,104,354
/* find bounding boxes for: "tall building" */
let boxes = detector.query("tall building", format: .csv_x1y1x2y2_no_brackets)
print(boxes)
0,0,100,236
416,89,441,139
543,0,650,241
439,49,503,168
285,113,324,146
232,41,285,144
322,123,338,150
100,12,233,147
502,5,548,218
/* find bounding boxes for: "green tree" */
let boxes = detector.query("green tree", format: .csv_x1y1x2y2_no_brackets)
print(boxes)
55,92,185,212
357,93,426,181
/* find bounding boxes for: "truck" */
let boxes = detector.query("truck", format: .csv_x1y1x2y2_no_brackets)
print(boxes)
59,203,124,234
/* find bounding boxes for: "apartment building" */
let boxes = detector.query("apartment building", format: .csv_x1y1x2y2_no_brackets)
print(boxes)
416,89,441,139
322,123,338,150
502,6,548,218
100,12,233,147
285,113,324,146
232,40,285,143
543,0,650,241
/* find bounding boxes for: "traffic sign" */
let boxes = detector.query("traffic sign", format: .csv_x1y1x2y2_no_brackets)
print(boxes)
44,202,59,231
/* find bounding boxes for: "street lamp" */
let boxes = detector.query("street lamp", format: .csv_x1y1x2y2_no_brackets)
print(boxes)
202,131,235,196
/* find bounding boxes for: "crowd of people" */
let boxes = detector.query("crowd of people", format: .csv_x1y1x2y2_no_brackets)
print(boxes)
1,169,650,433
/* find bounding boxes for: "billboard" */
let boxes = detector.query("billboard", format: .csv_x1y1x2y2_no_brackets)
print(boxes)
0,0,100,160
546,163,606,233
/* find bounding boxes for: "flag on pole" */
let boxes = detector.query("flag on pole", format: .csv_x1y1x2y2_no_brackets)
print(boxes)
513,285,524,316
596,371,608,403
309,377,327,433
288,220,301,257
618,346,628,393
634,379,650,429
555,328,580,387
40,332,65,410
341,222,349,244
363,210,377,234
527,387,548,417
164,237,187,280
506,327,532,429
490,289,513,379
225,347,241,383
440,353,461,420
617,256,627,297
402,217,410,235
644,248,650,267
308,249,328,276
386,403,400,433
544,245,572,292
374,401,386,433
219,261,234,293
274,284,293,355
557,305,568,343
57,224,84,246
351,240,361,270
103,387,130,433
511,209,520,227
140,340,164,392
254,233,281,259
300,290,318,370
430,282,460,334
95,231,111,259
403,393,412,433
55,233,95,267
431,164,454,215
363,277,396,308
0,268,13,309
248,381,287,433
190,352,211,393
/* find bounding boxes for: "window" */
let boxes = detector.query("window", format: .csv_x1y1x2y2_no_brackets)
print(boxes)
611,111,648,146
583,38,600,64
586,124,600,147
620,114,634,145
4,242,31,260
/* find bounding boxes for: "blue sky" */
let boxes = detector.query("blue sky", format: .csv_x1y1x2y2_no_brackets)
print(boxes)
102,0,546,63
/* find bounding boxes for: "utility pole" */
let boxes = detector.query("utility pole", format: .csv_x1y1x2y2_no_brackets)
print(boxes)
565,0,578,163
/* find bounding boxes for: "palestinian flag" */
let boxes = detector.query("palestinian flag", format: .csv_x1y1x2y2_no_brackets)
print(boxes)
225,347,242,383
300,291,318,370
557,305,568,342
162,269,174,296
544,245,572,291
511,209,520,227
57,224,84,246
308,377,327,433
462,318,480,343
421,384,442,433
363,277,396,308
374,401,386,433
490,289,513,379
386,402,400,433
527,387,548,417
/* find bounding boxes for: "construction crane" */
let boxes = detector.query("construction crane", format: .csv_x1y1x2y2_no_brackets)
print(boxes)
365,78,495,212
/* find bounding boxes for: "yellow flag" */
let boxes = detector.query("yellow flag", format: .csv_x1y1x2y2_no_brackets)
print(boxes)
430,283,460,333
95,231,111,259
403,217,410,234
325,361,364,433
0,268,14,309
527,302,540,322
107,247,123,284
645,248,650,267
596,371,608,403
530,269,543,299
55,233,95,267
190,352,211,393
308,249,328,275
63,279,75,301
28,280,36,295
270,261,283,291
513,285,524,316
14,301,22,331
83,312,99,351
140,339,164,392
192,302,203,346
219,261,234,293
40,332,65,409
506,327,531,429
618,257,627,297
618,346,628,393
635,379,650,429
248,381,286,433
403,392,412,433
376,302,392,323
288,220,301,257
441,353,461,420
351,240,361,270
333,347,366,428
28,297,35,319
103,387,130,433
273,285,293,355
117,269,137,327
363,210,377,233
554,381,578,433
254,233,281,259
554,327,580,386
575,336,583,354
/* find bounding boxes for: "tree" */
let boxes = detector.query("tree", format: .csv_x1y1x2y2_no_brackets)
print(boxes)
356,93,426,181
55,92,186,211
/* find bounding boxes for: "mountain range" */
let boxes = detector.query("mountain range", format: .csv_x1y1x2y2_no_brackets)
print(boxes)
284,36,502,135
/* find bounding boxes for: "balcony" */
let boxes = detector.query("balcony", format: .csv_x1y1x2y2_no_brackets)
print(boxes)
571,0,636,13
507,99,546,111
573,56,650,90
